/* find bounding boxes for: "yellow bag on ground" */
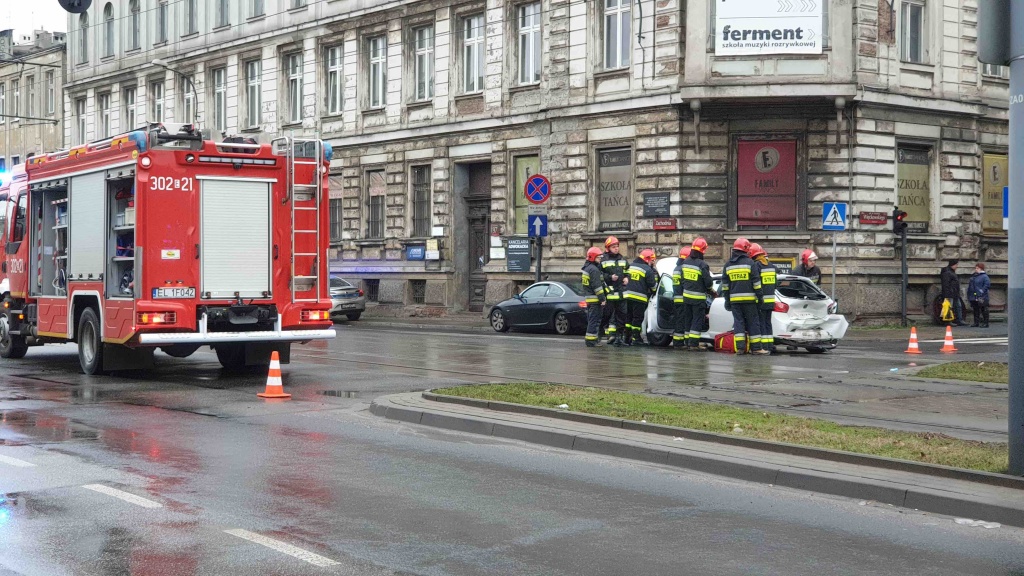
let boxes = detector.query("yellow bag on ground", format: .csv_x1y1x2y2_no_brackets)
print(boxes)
941,298,955,322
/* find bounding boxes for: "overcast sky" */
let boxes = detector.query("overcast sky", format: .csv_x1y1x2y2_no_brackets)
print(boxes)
3,4,69,35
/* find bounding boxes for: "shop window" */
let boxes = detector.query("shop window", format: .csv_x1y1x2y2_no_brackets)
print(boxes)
736,140,797,229
896,146,932,233
982,154,1007,235
597,148,632,231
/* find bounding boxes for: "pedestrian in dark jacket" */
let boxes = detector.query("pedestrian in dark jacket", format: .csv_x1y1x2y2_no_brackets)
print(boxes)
940,260,965,326
793,249,821,285
968,263,991,328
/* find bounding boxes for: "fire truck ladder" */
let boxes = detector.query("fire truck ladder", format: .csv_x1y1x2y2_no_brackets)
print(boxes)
274,136,323,304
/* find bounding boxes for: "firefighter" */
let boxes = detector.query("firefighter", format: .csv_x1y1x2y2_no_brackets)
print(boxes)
793,249,822,285
748,243,776,355
582,247,608,347
674,238,714,350
623,248,658,346
721,238,763,355
599,236,629,346
671,246,691,347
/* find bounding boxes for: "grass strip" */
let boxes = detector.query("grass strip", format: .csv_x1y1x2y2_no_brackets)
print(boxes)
437,383,1008,473
915,362,1008,385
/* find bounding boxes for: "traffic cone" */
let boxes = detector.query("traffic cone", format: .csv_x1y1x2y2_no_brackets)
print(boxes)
940,326,958,354
257,351,291,399
904,327,923,354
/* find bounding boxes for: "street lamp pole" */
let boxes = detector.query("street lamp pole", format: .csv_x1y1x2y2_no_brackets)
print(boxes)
151,58,199,129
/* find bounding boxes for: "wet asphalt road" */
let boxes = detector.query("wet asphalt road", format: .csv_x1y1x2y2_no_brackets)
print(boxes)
1,326,1021,575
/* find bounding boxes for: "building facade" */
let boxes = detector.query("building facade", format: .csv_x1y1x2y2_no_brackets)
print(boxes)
63,0,1011,317
0,30,67,172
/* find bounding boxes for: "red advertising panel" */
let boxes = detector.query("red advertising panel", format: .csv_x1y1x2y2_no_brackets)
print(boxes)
737,140,797,227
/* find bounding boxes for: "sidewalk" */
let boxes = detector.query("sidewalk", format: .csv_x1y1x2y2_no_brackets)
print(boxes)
371,391,1024,527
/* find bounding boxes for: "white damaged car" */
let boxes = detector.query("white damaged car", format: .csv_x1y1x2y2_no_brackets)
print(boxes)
644,257,849,353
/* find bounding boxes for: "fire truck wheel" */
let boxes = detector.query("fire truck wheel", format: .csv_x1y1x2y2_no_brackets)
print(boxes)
215,344,247,371
0,314,29,359
77,308,104,375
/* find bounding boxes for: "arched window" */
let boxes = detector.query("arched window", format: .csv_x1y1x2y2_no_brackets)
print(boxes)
103,3,114,57
129,0,140,50
78,13,89,64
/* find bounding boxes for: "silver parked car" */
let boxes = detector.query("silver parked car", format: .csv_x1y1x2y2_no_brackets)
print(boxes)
330,277,366,321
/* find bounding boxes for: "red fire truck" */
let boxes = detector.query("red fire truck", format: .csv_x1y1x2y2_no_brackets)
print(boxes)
0,124,335,374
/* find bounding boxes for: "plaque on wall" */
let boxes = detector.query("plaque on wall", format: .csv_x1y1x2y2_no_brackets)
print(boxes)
507,238,532,273
642,192,671,218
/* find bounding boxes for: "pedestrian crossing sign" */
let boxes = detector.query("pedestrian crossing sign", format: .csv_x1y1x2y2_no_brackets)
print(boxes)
822,202,847,231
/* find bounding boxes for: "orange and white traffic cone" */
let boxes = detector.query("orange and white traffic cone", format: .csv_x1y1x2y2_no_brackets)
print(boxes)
904,327,922,354
940,326,958,354
257,351,291,399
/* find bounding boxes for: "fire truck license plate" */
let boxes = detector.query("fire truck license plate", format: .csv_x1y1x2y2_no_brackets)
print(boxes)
152,287,196,299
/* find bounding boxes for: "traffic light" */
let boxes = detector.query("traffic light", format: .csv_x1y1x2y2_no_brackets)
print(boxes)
892,208,908,235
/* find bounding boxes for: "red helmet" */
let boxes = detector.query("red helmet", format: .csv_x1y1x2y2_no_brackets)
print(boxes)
691,238,708,254
587,247,603,262
679,246,692,258
801,249,818,264
640,248,656,264
733,237,751,252
604,236,620,249
748,243,766,259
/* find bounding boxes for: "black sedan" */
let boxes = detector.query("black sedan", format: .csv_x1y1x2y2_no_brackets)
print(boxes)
488,281,588,335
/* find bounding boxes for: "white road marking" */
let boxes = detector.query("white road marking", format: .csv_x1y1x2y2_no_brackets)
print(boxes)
224,529,340,567
920,337,1008,344
82,484,163,508
0,454,36,468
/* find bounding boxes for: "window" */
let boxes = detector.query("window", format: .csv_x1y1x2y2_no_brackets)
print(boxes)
46,71,55,114
0,84,5,124
604,0,630,69
462,15,485,93
411,165,431,237
365,279,380,302
216,0,230,27
129,0,140,50
896,146,932,232
411,280,426,304
597,148,633,231
518,3,541,84
292,0,307,7
150,81,164,123
25,76,34,117
181,75,195,124
982,63,1009,79
326,46,343,115
78,13,89,63
366,170,385,239
736,140,797,229
368,36,387,108
520,284,548,299
286,53,303,123
822,0,830,48
414,26,434,101
10,155,19,167
97,93,111,138
249,0,264,18
103,3,114,57
11,80,19,121
982,154,1008,234
124,87,137,130
212,68,226,130
900,0,926,64
513,155,539,234
329,198,343,241
156,1,168,43
246,60,261,128
75,98,87,144
185,0,198,35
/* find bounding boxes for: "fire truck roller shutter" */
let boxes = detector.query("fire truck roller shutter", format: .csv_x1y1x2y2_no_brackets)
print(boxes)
68,172,106,281
200,179,272,299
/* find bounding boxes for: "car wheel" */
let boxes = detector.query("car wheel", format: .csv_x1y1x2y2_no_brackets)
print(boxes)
490,308,510,332
0,313,28,359
647,332,672,347
805,346,828,354
346,312,362,321
215,343,247,371
77,308,104,375
553,311,571,335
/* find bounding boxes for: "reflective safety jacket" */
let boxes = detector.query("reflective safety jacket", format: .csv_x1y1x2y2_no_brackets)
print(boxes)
721,250,763,306
673,253,713,304
581,260,608,304
756,259,777,310
599,251,629,299
624,258,658,302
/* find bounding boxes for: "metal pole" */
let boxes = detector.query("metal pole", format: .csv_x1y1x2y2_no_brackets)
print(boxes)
535,236,542,283
901,230,908,328
831,232,837,300
1007,0,1024,475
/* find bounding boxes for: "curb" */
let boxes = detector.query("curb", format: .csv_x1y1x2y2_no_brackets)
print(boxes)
354,319,493,334
422,391,1024,491
370,394,1024,529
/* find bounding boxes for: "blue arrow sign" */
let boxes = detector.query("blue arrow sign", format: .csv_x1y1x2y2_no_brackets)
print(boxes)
528,214,548,238
822,202,848,231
